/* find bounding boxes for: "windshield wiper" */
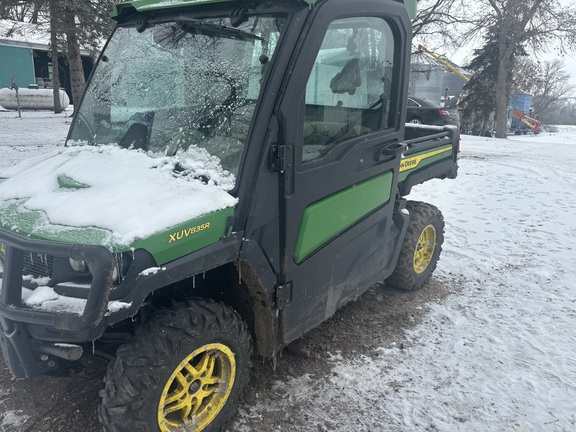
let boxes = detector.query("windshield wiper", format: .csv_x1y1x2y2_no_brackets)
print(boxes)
175,16,263,41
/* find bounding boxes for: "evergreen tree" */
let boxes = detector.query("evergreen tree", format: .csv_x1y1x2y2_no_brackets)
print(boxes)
514,58,576,115
49,0,115,107
460,27,526,135
2,0,115,109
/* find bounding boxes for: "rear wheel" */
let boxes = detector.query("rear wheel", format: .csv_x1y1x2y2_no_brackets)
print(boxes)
408,117,424,124
99,299,252,432
387,201,444,290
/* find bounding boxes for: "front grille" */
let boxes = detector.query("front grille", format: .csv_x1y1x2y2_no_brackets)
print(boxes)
23,252,54,279
0,245,53,285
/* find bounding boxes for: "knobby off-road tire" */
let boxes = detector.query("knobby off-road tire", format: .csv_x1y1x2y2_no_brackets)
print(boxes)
99,299,252,432
387,201,444,290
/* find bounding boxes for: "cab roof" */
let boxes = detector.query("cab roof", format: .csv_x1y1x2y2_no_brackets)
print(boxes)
110,0,317,20
110,0,416,21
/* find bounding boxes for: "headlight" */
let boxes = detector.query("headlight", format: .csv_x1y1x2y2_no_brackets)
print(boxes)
113,252,133,284
69,258,88,273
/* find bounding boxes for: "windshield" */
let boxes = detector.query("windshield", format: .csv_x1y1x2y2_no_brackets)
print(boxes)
68,15,285,179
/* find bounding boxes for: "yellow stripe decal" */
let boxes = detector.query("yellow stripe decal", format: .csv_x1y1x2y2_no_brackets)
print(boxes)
400,146,452,172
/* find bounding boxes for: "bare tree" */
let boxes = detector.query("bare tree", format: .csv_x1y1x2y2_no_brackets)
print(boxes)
412,0,471,47
464,0,576,138
0,0,44,23
542,99,576,125
515,58,576,114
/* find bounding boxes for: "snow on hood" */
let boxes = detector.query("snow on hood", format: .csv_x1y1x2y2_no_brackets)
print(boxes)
0,145,238,247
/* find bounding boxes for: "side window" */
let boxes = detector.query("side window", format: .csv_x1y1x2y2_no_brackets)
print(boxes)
303,17,396,162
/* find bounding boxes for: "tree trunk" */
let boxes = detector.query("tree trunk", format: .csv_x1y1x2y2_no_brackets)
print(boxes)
63,6,85,107
481,116,489,136
49,1,62,114
491,0,544,138
494,25,511,139
494,58,510,138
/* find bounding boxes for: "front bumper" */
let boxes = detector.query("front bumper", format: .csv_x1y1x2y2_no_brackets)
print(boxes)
0,230,116,331
0,228,243,378
0,229,118,377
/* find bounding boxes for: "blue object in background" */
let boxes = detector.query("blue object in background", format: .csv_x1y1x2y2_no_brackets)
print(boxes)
509,93,532,113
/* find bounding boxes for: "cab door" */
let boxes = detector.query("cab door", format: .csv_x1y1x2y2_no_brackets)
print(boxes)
277,1,412,342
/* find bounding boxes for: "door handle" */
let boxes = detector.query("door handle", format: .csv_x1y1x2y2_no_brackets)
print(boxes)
376,142,406,161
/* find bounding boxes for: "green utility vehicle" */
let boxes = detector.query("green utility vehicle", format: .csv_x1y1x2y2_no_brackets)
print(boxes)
0,0,458,430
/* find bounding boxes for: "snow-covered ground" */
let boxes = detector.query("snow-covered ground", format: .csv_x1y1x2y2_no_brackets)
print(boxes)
1,110,575,431
0,109,71,169
233,128,576,431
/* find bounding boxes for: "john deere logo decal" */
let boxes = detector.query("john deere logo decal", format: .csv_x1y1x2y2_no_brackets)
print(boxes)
168,223,211,244
400,146,452,172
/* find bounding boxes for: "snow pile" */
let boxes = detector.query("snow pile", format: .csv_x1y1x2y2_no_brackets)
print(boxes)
22,286,86,315
0,410,29,430
21,286,132,316
0,144,237,247
0,110,71,169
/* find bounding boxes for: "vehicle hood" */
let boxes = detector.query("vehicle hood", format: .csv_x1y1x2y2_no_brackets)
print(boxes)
0,145,238,251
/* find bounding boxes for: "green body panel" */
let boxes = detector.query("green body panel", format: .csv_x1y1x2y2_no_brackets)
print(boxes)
398,145,453,183
293,171,393,264
0,201,234,263
403,0,417,19
57,174,89,190
111,0,236,19
0,45,35,89
0,200,112,247
131,206,234,265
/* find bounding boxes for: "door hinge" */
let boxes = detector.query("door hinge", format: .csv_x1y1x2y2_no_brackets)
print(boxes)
275,284,284,310
275,282,292,310
270,144,287,173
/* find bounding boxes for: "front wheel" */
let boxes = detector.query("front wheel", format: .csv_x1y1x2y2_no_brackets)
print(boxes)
386,201,444,290
99,299,252,432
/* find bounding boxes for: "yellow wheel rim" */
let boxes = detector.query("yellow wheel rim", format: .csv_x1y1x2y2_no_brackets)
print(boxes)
413,224,436,274
158,343,236,432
